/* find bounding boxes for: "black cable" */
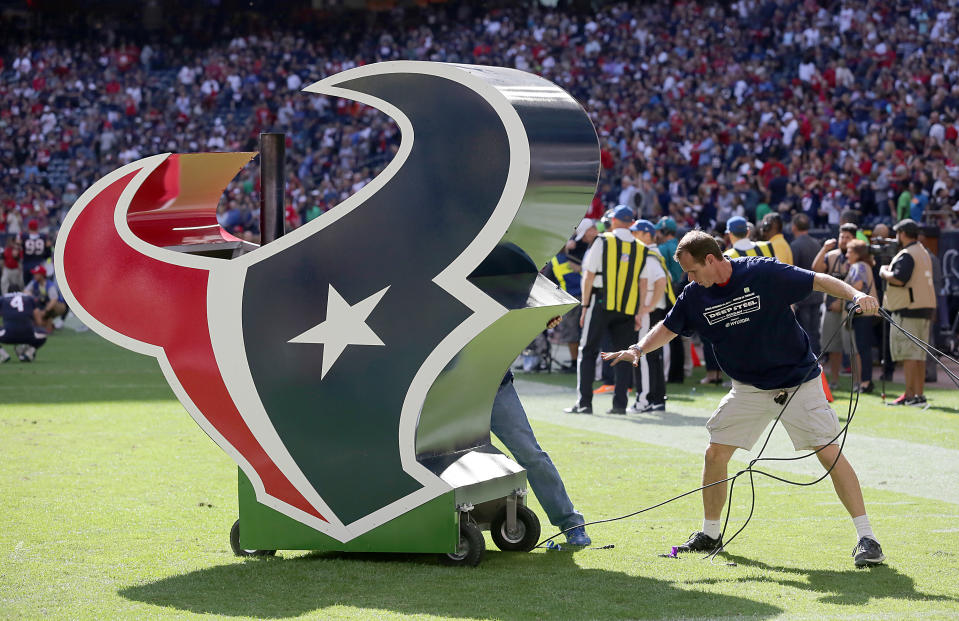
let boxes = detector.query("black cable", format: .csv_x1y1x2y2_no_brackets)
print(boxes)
535,310,845,550
708,307,959,560
704,306,860,559
536,305,959,553
878,308,959,386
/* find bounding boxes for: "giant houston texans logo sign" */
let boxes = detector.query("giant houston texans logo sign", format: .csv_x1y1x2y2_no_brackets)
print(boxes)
55,62,599,542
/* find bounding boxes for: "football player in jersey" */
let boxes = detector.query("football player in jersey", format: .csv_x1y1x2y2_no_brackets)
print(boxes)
0,284,47,363
21,219,51,286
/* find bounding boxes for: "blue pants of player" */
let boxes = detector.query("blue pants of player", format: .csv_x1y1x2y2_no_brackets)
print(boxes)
491,380,584,530
0,326,47,348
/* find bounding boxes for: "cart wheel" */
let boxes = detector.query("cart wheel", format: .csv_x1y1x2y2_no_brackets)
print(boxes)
441,521,484,567
490,505,541,552
229,519,276,557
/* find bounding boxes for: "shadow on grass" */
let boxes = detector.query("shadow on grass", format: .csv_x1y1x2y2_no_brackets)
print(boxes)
626,410,710,427
119,550,782,620
692,554,959,607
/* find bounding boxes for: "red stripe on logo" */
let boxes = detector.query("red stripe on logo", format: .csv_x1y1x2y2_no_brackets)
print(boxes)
62,170,326,522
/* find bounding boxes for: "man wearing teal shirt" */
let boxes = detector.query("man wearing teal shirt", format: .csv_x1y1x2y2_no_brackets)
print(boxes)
655,217,682,283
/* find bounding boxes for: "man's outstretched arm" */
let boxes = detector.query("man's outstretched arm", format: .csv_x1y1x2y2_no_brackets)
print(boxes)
601,320,678,367
812,272,879,314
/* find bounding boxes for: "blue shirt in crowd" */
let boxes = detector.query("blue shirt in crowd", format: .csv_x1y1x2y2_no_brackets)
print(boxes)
663,257,818,389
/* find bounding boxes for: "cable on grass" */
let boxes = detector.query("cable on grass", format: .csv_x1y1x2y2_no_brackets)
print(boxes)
535,305,959,555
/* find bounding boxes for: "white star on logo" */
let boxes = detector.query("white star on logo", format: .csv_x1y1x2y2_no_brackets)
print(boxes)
289,284,390,379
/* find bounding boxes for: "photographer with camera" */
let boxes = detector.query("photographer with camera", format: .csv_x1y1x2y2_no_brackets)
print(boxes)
812,223,857,388
878,220,936,406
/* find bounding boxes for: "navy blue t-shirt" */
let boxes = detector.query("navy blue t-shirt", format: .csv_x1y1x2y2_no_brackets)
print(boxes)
663,257,818,389
1,292,38,333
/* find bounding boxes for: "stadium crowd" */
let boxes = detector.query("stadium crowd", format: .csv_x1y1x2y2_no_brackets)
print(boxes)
2,0,959,258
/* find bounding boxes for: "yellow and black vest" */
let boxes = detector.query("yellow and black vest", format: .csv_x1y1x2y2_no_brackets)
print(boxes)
723,240,776,259
549,254,579,293
600,232,648,315
883,242,936,311
649,248,677,306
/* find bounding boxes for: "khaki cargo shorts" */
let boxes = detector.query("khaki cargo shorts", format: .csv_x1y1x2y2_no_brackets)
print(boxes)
890,315,930,361
706,373,840,451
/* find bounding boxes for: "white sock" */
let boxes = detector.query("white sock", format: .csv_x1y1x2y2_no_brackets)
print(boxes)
703,519,722,539
853,514,876,542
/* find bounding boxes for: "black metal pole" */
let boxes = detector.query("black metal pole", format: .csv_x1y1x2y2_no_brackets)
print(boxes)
259,133,285,245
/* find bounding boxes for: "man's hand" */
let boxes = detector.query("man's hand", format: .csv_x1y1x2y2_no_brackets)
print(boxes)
852,292,879,315
601,349,639,367
635,307,650,330
546,316,562,330
579,307,586,328
822,238,838,251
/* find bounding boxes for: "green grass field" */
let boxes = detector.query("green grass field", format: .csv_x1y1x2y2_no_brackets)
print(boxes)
2,331,958,620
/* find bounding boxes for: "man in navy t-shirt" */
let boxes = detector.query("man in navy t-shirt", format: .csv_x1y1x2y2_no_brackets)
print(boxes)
603,230,886,568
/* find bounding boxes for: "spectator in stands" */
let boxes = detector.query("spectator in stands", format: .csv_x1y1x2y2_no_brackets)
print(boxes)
2,236,23,295
3,0,959,247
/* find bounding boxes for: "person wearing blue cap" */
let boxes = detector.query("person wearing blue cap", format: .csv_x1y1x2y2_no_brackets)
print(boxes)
565,205,656,414
628,219,672,412
723,216,776,259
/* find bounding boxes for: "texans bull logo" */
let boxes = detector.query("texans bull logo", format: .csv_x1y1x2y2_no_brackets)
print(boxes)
55,62,599,542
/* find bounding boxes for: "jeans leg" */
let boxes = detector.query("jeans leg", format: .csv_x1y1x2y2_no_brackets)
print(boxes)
491,382,583,529
854,317,873,382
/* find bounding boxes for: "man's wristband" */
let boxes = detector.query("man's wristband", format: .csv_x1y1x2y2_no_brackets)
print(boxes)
628,344,644,356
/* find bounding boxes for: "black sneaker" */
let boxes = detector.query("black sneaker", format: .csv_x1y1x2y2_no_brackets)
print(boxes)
563,404,592,414
904,395,927,406
852,537,885,567
606,407,626,415
676,531,722,553
641,402,666,412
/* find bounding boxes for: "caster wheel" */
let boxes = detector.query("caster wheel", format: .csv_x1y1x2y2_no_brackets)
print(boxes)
441,520,484,567
491,504,540,552
229,519,276,557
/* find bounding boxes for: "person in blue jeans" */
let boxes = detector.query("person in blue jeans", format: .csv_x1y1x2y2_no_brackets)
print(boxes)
492,369,591,546
844,240,876,393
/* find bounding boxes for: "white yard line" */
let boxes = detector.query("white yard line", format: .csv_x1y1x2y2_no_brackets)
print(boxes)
515,379,959,506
